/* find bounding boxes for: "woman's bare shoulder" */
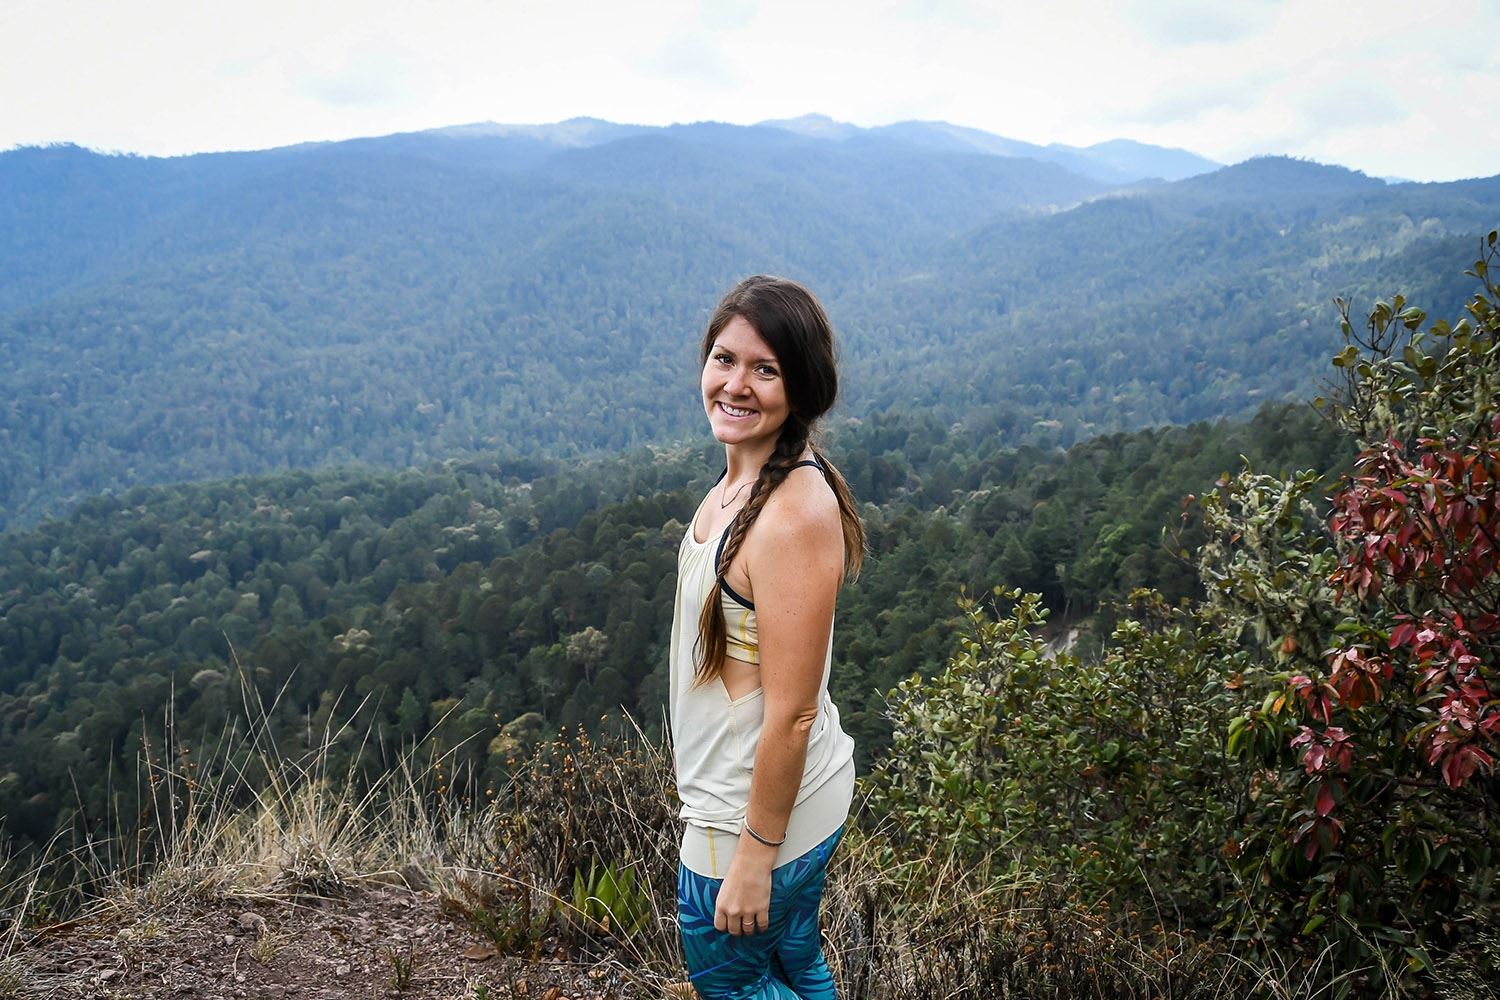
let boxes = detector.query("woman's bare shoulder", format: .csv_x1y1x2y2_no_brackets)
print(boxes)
756,462,841,547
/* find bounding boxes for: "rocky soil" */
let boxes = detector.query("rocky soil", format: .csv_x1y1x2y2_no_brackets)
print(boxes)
4,884,663,999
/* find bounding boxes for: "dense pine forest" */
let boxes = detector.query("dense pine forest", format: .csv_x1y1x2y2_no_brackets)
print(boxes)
0,402,1344,849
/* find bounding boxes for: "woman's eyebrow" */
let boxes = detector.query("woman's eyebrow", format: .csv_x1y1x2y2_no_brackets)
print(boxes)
712,344,778,365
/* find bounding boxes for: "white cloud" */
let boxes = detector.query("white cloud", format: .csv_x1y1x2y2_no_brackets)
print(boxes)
638,30,743,91
0,0,1495,180
297,45,431,108
1122,0,1276,46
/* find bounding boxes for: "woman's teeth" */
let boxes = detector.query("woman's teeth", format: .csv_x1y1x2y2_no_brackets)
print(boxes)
720,403,754,417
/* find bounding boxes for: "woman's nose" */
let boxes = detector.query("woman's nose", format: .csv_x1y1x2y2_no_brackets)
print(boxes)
725,367,748,393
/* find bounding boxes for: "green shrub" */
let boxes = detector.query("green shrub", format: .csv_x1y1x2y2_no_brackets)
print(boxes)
1198,237,1500,992
866,585,1246,923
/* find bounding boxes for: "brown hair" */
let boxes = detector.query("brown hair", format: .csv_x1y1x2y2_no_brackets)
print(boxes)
693,275,865,686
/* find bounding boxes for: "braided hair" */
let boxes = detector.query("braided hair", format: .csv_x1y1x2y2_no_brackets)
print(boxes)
692,276,866,687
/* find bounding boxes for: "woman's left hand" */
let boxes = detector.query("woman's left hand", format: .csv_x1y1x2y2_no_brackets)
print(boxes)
714,854,772,936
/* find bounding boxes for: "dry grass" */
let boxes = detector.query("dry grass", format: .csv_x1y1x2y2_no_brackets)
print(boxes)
0,659,1434,999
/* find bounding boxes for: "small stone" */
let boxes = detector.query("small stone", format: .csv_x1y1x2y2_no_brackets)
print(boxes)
223,935,236,946
335,962,351,976
100,969,120,982
237,912,266,933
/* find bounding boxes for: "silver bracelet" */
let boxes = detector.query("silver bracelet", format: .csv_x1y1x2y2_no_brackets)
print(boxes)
742,818,786,848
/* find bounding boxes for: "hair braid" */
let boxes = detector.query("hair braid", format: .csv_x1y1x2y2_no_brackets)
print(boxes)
692,420,810,686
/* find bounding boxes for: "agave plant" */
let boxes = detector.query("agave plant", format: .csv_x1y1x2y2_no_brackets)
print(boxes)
569,860,650,939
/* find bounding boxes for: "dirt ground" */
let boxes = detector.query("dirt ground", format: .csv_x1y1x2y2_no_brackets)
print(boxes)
5,884,662,1000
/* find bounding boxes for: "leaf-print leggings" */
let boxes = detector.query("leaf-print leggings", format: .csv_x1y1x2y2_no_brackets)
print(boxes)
678,826,844,999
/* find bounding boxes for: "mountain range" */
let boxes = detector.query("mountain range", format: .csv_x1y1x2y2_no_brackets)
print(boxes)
2,116,1496,533
436,113,1222,184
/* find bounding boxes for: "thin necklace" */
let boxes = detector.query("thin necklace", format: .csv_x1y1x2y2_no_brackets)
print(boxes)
719,476,756,509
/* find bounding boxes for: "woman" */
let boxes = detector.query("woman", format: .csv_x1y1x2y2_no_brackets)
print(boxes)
669,275,864,999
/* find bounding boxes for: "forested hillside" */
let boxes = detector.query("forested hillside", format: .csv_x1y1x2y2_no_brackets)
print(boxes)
3,121,1495,532
0,402,1344,851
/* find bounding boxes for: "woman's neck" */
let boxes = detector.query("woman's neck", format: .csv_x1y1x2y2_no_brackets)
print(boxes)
723,440,778,484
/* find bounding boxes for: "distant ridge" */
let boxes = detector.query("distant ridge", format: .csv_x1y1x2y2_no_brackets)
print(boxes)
414,114,1220,185
752,114,1221,183
1168,155,1386,203
755,113,864,141
426,116,653,147
1049,137,1221,185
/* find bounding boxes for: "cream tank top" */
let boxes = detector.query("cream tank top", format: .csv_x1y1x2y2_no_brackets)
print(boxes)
669,463,856,878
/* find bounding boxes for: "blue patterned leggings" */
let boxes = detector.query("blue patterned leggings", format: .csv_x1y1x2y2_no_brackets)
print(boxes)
677,827,844,999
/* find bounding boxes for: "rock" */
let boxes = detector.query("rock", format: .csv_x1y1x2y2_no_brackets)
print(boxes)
462,943,495,961
236,912,266,934
397,863,431,890
335,962,350,976
223,935,235,946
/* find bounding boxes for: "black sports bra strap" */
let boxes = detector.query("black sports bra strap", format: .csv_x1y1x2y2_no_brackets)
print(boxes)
711,456,825,568
717,459,819,482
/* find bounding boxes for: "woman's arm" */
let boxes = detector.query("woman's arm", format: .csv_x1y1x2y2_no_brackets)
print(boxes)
712,474,843,936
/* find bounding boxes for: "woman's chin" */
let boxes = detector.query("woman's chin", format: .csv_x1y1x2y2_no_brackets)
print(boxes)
711,425,772,449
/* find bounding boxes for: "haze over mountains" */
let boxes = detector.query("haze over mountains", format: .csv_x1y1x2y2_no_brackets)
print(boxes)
2,115,1497,533
440,113,1223,184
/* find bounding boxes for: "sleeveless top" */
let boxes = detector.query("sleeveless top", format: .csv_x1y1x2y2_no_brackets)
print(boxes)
669,460,857,877
713,460,819,665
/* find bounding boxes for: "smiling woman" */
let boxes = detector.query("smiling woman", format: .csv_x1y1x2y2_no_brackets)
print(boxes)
668,275,866,999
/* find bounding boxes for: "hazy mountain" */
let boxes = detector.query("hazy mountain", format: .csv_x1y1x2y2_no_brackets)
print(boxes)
754,113,864,141
0,123,1494,533
426,116,653,147
754,115,1221,183
1048,137,1223,183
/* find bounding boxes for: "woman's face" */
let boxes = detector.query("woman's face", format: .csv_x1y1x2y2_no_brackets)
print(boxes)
701,314,791,450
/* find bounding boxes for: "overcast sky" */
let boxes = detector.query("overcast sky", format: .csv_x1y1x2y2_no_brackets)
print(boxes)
3,0,1496,182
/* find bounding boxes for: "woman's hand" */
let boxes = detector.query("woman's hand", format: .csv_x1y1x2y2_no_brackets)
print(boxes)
714,838,776,935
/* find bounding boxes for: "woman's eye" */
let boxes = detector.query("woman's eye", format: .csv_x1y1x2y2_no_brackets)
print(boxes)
757,366,778,378
714,354,732,366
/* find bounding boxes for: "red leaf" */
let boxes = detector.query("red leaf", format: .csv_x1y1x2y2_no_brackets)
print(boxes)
1315,782,1336,817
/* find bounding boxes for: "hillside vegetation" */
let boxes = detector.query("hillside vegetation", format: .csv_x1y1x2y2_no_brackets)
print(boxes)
3,122,1496,531
0,402,1342,852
